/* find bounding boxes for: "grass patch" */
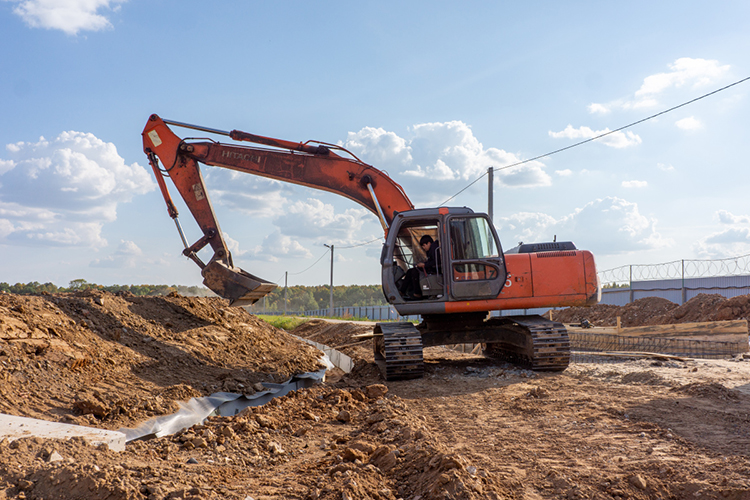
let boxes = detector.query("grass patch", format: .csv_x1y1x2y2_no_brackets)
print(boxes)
256,315,310,331
257,314,418,329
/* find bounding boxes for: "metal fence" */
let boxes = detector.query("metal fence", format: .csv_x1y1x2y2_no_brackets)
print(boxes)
599,253,750,306
300,305,420,322
569,331,746,359
600,253,750,286
600,275,750,306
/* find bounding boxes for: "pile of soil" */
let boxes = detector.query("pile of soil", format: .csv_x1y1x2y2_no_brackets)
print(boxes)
1,383,494,500
552,293,750,327
3,291,750,499
0,290,323,428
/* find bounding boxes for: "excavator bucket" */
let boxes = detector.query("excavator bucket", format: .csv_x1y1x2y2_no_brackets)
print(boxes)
201,260,277,307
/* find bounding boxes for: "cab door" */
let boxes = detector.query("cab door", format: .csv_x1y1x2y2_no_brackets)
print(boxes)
447,215,506,300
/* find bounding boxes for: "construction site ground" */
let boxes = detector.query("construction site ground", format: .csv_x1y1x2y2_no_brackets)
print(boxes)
2,291,750,500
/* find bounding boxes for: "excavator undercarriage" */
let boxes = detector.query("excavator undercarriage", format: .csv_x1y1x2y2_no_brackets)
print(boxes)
373,313,570,381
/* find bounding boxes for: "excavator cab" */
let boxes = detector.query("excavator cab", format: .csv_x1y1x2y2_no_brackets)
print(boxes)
381,207,507,314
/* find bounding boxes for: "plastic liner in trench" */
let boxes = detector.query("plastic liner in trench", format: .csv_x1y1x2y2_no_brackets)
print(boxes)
120,335,354,443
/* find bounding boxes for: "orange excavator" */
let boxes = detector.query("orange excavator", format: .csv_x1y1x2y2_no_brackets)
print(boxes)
142,114,600,380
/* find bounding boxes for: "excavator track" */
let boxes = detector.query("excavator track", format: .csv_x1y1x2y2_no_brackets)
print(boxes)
482,315,570,371
373,322,424,381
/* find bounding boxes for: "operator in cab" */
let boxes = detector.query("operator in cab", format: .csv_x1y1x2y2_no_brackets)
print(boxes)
399,235,440,299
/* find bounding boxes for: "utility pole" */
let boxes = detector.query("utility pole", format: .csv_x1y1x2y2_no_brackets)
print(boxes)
487,166,494,221
324,244,334,316
284,271,288,315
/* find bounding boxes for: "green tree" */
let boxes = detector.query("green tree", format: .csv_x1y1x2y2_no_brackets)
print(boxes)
68,279,89,290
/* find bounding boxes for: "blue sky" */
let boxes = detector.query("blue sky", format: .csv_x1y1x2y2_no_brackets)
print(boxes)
0,1,749,289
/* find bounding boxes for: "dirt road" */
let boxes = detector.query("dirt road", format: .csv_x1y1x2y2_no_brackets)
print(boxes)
2,292,750,499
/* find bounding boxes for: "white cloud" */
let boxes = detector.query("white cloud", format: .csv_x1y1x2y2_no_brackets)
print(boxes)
589,58,731,113
694,228,750,258
675,116,702,130
9,0,126,35
694,210,750,258
223,232,247,257
344,120,551,205
206,171,290,218
90,240,142,268
495,197,670,255
621,180,648,188
549,125,642,149
0,131,155,247
247,231,313,263
656,163,675,172
587,103,610,115
207,120,553,223
342,127,413,168
335,253,351,263
636,58,731,97
274,198,368,242
717,210,750,225
555,169,573,177
0,159,15,175
704,228,750,245
497,212,557,245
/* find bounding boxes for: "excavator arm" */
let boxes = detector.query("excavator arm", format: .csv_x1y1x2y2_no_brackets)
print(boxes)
142,114,413,305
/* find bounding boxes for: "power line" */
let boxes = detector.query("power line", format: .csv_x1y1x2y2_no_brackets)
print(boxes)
440,75,750,207
271,238,381,282
439,171,489,207
288,249,330,276
338,237,383,249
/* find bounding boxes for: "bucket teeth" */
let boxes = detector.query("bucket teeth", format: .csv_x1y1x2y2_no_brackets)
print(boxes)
201,260,276,306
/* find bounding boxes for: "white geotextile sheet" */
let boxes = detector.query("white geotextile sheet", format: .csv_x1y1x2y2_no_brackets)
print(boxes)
120,366,327,442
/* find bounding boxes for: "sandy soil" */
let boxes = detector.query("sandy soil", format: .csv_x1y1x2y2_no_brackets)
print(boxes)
2,292,750,499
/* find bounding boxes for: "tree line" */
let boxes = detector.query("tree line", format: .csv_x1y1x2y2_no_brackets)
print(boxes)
0,279,214,297
0,280,387,312
246,284,387,313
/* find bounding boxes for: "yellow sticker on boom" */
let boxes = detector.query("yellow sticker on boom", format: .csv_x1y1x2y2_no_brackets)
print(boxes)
148,130,162,148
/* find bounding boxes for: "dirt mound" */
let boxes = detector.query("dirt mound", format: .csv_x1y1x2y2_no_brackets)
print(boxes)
553,293,750,327
1,384,501,500
553,297,677,326
292,319,373,349
650,293,730,324
0,291,323,428
5,299,750,499
670,382,742,401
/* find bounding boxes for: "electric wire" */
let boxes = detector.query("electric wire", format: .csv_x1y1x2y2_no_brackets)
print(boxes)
274,238,382,283
288,249,330,276
439,75,750,207
337,237,383,249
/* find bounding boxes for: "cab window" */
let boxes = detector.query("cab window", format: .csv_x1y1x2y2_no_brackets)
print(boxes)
449,217,499,260
450,217,500,282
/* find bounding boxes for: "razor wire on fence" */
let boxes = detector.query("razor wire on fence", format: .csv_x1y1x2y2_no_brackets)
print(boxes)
599,253,750,287
569,331,746,359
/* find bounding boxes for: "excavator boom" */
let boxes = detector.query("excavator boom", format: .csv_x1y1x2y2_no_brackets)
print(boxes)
142,114,413,305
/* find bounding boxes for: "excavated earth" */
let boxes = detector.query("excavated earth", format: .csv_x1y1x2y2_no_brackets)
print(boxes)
2,291,750,499
552,293,750,327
